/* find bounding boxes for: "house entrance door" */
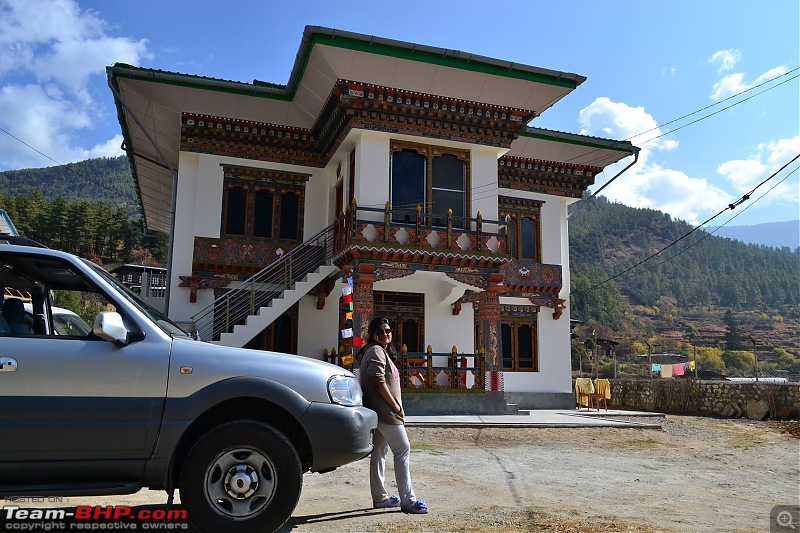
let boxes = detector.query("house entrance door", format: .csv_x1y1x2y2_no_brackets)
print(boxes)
374,291,424,353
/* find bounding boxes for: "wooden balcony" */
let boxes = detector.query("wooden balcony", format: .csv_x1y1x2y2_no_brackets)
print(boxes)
322,345,484,391
400,346,485,392
332,202,512,269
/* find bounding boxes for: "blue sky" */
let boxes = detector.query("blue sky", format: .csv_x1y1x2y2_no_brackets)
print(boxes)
0,0,797,227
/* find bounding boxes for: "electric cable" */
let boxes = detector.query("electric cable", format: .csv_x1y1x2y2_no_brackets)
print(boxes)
571,154,800,296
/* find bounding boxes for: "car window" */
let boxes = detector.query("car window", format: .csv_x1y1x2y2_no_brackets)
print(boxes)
52,311,93,336
0,253,116,339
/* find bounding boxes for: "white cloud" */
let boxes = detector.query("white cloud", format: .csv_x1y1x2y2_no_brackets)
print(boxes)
0,0,148,170
578,97,734,225
84,134,125,160
710,66,788,100
717,136,800,207
579,97,677,152
661,66,677,76
709,49,741,73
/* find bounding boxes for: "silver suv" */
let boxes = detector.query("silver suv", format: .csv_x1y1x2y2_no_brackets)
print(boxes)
0,244,377,532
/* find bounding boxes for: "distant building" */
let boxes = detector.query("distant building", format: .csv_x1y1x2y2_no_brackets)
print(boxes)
110,264,168,298
639,353,688,364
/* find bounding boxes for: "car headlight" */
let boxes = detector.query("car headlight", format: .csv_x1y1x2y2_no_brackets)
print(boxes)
327,375,363,406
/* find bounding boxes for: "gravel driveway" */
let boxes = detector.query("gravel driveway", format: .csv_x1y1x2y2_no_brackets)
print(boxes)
5,415,798,532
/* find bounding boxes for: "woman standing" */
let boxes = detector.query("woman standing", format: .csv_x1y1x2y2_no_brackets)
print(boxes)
357,317,429,514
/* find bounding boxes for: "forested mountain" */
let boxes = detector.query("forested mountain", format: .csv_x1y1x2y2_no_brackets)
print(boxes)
568,197,799,370
0,156,137,209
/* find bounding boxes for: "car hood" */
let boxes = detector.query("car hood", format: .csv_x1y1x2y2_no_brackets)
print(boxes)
167,336,354,403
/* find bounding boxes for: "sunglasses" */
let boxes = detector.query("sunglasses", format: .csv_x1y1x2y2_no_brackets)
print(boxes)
378,329,392,336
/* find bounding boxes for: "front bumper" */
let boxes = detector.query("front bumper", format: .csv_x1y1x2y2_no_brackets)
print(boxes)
300,403,377,472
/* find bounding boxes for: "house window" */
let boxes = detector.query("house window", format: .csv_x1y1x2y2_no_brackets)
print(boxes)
220,165,308,241
224,186,247,236
253,189,274,238
391,142,469,228
500,319,538,371
278,192,300,240
499,197,543,261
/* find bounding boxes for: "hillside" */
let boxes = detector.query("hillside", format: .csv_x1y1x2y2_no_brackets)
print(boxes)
568,196,800,365
0,156,137,210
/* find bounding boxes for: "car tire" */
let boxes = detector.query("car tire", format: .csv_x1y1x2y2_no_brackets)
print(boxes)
179,420,302,533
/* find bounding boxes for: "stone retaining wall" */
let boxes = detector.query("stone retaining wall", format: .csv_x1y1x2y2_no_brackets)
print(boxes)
608,379,800,419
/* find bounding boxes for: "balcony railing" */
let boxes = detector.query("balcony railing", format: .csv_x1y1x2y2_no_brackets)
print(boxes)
401,346,485,391
333,202,511,262
321,345,484,391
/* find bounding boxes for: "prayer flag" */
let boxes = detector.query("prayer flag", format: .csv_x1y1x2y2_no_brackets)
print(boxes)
352,336,363,347
341,328,353,338
342,293,353,304
342,285,353,296
651,363,661,371
688,361,696,371
347,277,353,287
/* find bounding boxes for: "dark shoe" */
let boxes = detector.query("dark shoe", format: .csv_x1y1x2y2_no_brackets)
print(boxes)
373,495,401,509
401,499,428,514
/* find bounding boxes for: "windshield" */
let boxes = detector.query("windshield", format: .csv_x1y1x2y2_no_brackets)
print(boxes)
83,259,190,337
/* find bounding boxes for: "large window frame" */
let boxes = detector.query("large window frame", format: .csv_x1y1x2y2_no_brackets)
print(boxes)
390,141,470,228
499,197,543,262
499,313,539,372
220,165,308,242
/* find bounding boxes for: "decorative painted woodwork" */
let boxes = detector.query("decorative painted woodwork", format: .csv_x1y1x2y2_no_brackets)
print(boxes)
498,156,600,198
501,260,562,294
180,79,535,168
477,272,505,392
333,201,511,270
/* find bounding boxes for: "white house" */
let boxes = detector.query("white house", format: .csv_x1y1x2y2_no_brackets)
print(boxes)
107,26,638,410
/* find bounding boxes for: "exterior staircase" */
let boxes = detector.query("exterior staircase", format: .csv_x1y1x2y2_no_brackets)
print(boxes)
191,223,338,347
216,264,338,347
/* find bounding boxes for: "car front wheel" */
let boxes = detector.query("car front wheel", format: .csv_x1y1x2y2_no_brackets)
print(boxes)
179,420,302,533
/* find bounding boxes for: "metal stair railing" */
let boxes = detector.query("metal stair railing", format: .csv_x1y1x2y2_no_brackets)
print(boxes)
190,223,336,342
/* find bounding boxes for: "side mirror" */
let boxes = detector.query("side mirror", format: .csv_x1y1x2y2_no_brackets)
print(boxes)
94,311,132,345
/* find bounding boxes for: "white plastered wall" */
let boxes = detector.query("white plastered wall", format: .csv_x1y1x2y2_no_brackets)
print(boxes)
497,188,572,394
374,271,476,354
296,293,342,360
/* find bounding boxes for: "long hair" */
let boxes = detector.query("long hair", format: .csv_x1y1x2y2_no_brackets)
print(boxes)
356,316,397,363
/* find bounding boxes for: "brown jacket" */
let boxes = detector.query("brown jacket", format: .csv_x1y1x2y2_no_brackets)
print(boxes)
359,344,404,425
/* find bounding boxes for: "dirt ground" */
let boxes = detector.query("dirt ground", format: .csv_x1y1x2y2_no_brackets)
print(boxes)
6,416,799,532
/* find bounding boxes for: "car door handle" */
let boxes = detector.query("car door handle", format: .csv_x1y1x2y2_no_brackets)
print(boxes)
0,357,18,372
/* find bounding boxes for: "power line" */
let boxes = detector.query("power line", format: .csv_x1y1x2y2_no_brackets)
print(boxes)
561,68,799,168
571,154,800,296
622,67,799,143
613,166,798,281
0,127,134,208
0,126,65,167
